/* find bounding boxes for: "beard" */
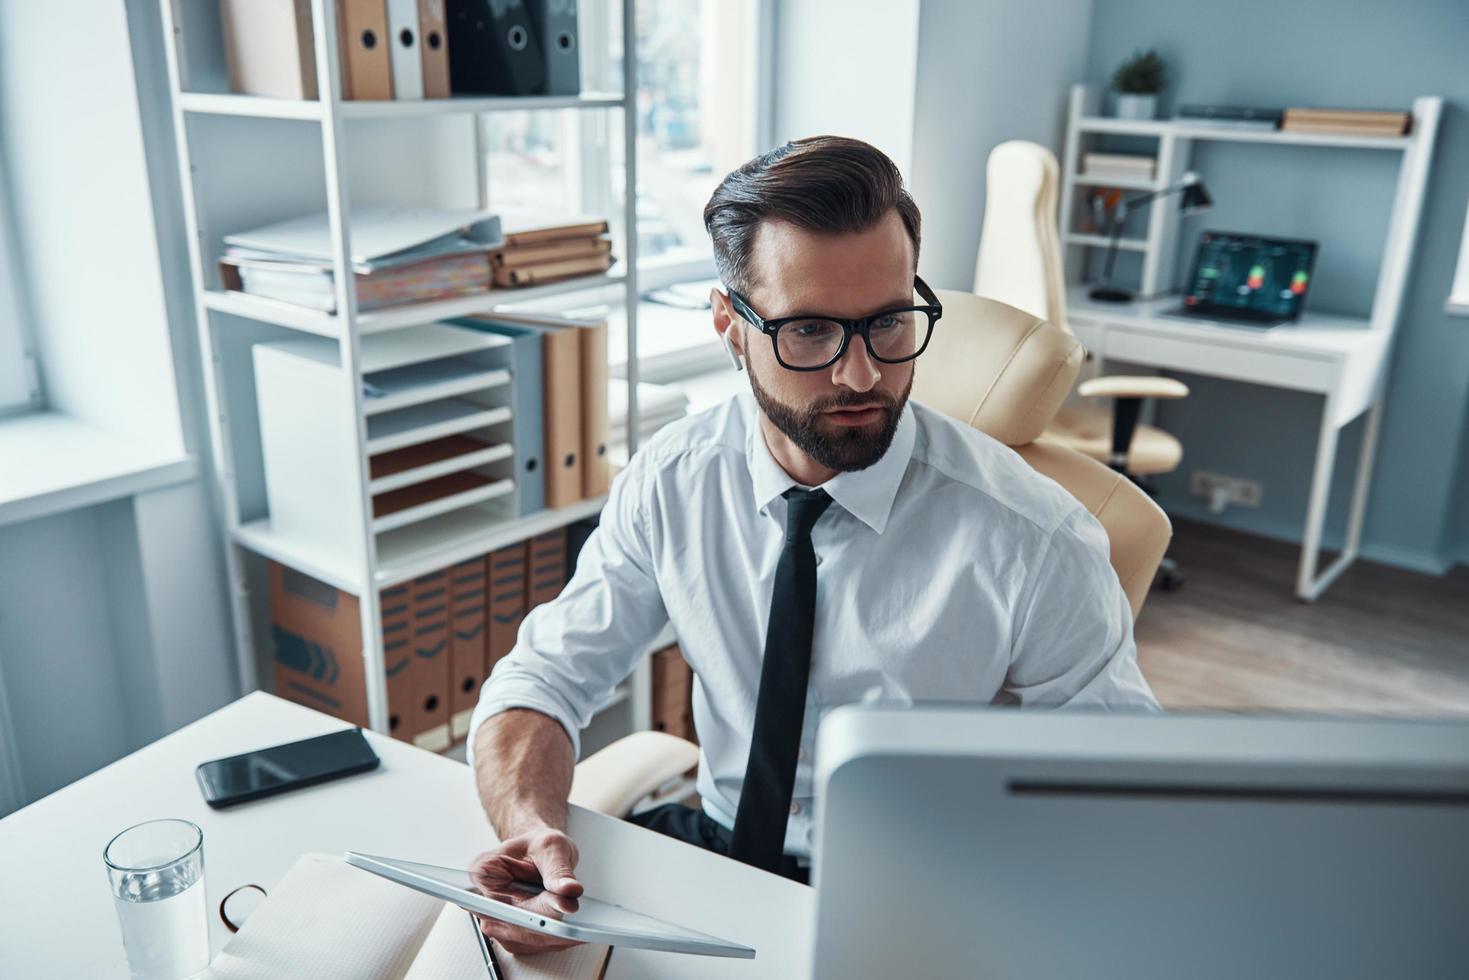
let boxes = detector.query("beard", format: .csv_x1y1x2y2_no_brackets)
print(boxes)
747,363,913,473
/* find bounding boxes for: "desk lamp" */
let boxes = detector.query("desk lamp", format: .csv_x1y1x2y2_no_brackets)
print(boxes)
1089,171,1212,303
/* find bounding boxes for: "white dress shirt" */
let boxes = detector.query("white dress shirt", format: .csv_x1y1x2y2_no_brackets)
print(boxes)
468,392,1159,859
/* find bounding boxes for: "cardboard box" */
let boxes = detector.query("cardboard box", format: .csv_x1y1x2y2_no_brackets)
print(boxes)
650,643,696,744
526,528,567,611
269,561,369,728
380,583,415,740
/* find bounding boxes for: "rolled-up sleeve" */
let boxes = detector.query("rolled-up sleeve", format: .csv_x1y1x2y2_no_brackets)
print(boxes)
466,452,669,766
1002,508,1160,711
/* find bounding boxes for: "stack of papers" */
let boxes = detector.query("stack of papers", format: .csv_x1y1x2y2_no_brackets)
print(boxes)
219,207,504,313
491,209,614,289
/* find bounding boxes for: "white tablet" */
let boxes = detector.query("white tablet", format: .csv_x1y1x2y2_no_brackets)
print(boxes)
343,852,756,959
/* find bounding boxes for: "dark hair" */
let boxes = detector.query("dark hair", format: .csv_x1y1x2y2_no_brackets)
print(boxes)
702,135,921,294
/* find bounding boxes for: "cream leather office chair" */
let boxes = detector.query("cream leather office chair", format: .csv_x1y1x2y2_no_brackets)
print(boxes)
975,140,1188,587
568,292,1172,817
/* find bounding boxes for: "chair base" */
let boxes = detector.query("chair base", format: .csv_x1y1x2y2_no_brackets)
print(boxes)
1155,555,1184,592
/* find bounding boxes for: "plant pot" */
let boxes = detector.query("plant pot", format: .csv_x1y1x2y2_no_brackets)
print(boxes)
1113,94,1158,120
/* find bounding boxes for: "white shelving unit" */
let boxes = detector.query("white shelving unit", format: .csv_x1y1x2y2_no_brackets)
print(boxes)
1059,84,1427,299
158,0,654,741
1059,83,1442,600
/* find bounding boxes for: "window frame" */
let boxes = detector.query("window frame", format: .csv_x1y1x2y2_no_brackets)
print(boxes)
0,164,41,420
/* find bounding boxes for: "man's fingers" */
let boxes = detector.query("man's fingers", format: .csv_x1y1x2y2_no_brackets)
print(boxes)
529,830,584,897
479,916,582,955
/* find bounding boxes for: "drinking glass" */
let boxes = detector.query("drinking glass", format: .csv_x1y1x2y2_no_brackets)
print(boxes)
103,818,210,980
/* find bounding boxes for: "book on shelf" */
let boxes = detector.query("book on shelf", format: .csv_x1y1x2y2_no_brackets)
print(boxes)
1281,107,1411,136
1081,152,1155,180
1176,104,1283,129
218,207,507,311
492,236,612,270
222,250,491,313
492,252,615,288
497,208,610,248
206,852,611,980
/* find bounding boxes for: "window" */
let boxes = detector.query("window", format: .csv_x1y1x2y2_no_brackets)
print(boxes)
483,0,768,377
0,175,39,418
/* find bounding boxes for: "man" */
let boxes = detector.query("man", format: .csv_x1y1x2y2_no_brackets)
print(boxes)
466,135,1158,953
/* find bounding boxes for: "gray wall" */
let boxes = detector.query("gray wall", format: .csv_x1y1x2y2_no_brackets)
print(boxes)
1086,0,1469,571
909,0,1095,290
0,0,238,814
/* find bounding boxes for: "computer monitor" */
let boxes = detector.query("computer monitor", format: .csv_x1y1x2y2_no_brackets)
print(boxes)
810,707,1469,980
1181,230,1318,322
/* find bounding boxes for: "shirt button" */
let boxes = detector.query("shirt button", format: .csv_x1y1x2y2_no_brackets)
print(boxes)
789,801,801,815
814,554,823,566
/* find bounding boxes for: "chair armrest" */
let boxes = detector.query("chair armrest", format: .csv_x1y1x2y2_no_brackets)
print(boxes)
1078,375,1189,400
568,731,701,817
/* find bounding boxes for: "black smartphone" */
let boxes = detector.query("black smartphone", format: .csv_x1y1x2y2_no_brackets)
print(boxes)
195,728,380,808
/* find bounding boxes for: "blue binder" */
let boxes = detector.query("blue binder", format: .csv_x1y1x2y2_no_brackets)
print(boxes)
447,317,546,516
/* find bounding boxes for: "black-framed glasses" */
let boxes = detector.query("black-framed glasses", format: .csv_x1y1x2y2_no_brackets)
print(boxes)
727,276,943,372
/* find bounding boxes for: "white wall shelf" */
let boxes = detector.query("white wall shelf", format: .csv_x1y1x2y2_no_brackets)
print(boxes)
161,0,651,745
1064,232,1148,252
1076,114,1411,150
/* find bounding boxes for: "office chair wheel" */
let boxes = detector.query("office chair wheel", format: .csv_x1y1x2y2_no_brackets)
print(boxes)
1155,558,1183,593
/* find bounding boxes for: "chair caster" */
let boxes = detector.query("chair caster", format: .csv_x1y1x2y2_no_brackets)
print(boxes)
1155,557,1183,592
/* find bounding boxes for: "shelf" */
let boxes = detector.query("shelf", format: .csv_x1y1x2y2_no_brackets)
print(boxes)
363,364,510,416
359,323,512,373
1077,115,1411,151
371,474,516,534
368,437,514,495
234,518,364,594
1064,232,1149,252
375,495,607,588
178,91,626,122
365,400,512,454
202,271,626,337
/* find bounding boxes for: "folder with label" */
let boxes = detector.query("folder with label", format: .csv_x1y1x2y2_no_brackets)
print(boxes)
486,545,528,675
526,528,567,611
386,0,425,99
380,583,416,742
447,0,547,95
447,557,487,740
339,0,393,100
525,0,580,95
417,0,452,98
409,571,452,752
578,319,610,499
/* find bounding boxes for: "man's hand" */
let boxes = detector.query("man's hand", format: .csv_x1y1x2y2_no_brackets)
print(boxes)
467,827,586,955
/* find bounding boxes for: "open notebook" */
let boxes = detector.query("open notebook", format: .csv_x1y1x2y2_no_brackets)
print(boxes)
206,854,610,980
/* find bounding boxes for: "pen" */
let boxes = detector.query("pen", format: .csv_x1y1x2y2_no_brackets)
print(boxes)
470,912,504,980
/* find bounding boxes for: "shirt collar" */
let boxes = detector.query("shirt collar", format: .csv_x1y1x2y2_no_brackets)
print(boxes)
746,395,916,535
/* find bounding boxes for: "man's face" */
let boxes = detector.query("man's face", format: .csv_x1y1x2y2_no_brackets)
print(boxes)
725,210,917,473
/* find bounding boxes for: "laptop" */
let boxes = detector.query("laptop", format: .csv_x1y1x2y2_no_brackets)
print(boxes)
1170,230,1318,326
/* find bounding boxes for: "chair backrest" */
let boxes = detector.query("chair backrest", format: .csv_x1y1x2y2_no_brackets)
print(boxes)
912,292,1169,619
972,140,1071,334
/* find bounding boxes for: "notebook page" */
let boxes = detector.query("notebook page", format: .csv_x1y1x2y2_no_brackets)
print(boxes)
403,902,612,980
205,853,442,980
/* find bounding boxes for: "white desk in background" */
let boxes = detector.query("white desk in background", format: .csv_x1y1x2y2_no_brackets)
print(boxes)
1065,286,1390,601
0,692,812,979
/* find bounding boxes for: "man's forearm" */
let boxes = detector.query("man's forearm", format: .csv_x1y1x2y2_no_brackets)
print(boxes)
472,708,576,840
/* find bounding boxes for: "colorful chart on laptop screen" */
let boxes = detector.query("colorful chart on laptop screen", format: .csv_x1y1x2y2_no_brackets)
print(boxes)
1182,232,1318,320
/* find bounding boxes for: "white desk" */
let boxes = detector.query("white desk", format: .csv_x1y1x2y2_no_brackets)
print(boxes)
0,692,812,978
1065,286,1391,601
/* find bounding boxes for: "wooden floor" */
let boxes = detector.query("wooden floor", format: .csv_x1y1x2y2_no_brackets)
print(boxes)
1134,519,1469,717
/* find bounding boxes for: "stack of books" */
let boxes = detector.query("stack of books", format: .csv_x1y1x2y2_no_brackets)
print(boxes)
219,207,503,313
1081,152,1156,182
491,210,614,288
1176,104,1283,131
1282,108,1411,138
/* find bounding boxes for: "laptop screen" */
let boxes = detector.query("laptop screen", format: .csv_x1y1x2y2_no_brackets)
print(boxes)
1182,231,1318,321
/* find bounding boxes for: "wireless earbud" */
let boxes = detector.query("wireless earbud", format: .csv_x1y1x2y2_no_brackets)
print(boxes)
722,329,744,372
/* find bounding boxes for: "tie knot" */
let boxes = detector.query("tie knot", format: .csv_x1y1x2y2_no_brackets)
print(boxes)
782,487,832,541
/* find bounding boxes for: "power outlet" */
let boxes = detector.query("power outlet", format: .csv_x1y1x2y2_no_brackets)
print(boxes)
1189,470,1263,511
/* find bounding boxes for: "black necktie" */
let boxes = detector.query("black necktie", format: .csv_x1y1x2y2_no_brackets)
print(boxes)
730,486,834,872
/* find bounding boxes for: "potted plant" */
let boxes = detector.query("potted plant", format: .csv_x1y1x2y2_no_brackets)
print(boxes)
1111,49,1167,119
